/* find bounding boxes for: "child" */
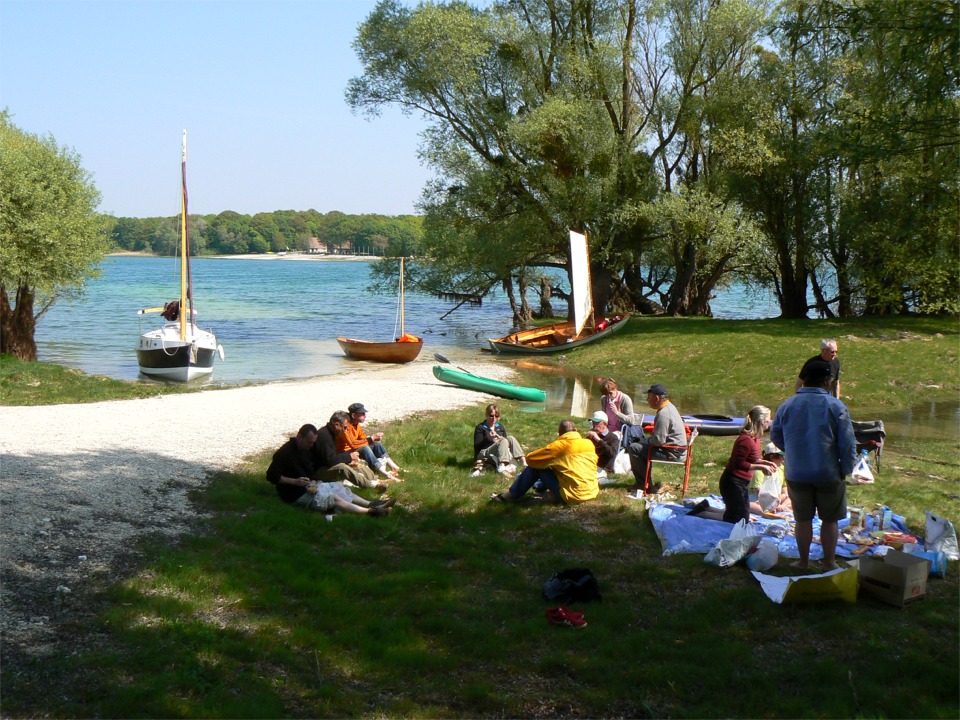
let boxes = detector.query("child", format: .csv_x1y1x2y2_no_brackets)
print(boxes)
749,443,791,515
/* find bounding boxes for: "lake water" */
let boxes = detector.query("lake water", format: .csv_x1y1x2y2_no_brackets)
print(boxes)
35,255,780,386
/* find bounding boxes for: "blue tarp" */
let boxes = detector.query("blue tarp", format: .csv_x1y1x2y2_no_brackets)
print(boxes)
648,495,913,561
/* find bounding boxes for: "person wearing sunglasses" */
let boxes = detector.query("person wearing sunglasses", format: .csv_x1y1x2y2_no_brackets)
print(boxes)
471,404,526,477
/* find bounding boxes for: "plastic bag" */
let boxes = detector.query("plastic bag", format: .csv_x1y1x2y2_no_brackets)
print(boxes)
613,449,632,476
705,520,762,568
758,474,781,513
745,541,780,571
850,455,875,484
925,511,960,560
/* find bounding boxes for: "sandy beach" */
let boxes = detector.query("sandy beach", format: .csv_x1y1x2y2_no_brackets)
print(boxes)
0,359,514,658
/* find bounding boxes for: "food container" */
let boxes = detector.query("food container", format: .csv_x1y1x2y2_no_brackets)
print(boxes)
848,506,865,528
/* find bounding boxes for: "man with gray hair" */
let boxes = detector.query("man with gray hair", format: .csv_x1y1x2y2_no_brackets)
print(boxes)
797,339,841,398
626,383,687,495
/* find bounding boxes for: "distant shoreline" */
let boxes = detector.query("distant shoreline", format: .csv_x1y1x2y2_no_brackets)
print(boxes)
107,251,380,262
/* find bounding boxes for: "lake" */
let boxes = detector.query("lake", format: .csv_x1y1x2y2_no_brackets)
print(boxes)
35,255,781,386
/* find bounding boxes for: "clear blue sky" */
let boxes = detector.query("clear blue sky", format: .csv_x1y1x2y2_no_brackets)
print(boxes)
0,0,431,218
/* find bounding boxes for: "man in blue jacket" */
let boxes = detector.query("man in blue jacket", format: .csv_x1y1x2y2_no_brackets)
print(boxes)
772,360,856,570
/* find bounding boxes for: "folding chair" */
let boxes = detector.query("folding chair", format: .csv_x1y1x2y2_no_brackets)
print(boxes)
852,420,885,472
643,426,698,498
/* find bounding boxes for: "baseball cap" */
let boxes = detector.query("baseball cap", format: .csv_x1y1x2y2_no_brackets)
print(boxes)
590,411,607,423
763,443,784,456
645,383,668,396
348,403,368,414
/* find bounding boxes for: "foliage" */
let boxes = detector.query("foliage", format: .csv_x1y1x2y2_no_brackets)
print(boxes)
108,209,424,258
347,0,957,320
0,113,108,360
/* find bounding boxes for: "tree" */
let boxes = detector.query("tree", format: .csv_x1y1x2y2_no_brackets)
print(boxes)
0,114,107,360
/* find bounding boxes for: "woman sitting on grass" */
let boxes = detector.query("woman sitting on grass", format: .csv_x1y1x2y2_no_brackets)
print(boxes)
471,404,526,477
718,406,778,524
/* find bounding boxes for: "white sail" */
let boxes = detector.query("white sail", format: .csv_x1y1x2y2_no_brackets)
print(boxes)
570,230,593,336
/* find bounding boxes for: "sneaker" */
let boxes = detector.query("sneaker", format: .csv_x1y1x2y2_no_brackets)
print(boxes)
499,463,517,476
470,466,483,478
369,497,397,509
546,607,587,629
367,505,392,517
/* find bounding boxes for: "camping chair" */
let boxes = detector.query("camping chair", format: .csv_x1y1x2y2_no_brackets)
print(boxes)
643,426,698,498
852,420,886,472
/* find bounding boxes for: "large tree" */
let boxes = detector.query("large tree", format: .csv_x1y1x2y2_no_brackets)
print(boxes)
0,114,107,360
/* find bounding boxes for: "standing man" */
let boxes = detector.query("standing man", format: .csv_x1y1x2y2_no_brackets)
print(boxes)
626,384,687,495
489,420,598,505
266,424,393,517
313,411,389,489
337,403,402,479
584,411,620,477
772,360,857,570
796,338,841,398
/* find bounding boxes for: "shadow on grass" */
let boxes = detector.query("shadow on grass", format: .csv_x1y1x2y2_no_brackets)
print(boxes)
5,457,957,719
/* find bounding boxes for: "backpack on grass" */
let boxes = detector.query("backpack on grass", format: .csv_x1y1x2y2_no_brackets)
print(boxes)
542,568,601,603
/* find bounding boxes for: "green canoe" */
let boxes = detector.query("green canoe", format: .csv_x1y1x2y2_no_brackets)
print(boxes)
432,365,546,402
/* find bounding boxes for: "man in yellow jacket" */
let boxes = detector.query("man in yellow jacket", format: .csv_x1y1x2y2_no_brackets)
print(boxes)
490,420,599,505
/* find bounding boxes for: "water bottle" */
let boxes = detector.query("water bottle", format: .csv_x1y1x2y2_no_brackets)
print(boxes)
860,449,871,467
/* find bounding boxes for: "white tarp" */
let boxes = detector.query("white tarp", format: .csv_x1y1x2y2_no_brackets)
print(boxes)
569,230,592,336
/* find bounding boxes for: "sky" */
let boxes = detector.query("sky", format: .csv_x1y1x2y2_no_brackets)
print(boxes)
0,0,432,218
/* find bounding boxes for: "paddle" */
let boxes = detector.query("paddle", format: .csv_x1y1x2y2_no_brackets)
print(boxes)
433,353,473,374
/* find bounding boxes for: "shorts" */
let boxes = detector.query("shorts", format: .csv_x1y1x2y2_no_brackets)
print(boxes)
295,481,355,513
786,479,847,523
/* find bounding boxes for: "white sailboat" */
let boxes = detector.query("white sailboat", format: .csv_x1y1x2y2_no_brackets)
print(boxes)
488,230,628,353
136,130,224,381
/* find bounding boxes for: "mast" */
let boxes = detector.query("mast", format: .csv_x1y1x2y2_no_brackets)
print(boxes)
399,257,406,337
179,130,188,342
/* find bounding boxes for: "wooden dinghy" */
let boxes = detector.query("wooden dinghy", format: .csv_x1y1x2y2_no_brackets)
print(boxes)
488,230,628,354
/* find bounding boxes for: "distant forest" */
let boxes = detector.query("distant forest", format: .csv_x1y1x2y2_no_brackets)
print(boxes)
107,210,423,258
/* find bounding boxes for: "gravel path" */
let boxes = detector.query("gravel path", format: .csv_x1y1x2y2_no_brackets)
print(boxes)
0,359,514,659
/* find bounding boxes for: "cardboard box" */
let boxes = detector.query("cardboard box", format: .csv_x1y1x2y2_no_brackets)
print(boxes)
856,550,931,607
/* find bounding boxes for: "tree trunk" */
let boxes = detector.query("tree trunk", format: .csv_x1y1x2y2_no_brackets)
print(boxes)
0,284,39,361
537,276,554,319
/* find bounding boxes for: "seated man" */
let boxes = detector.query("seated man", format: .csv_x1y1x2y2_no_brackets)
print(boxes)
490,420,598,505
314,411,394,489
627,383,686,495
267,424,393,517
337,403,402,479
584,411,619,478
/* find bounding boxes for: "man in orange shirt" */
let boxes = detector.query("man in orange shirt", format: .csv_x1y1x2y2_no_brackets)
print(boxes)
336,403,402,479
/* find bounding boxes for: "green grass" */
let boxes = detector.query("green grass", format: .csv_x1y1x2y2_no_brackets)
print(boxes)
2,315,958,717
0,356,201,405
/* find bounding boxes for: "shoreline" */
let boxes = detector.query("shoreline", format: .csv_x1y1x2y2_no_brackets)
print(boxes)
107,251,382,262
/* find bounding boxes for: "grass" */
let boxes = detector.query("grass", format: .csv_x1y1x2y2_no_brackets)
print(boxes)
2,315,958,717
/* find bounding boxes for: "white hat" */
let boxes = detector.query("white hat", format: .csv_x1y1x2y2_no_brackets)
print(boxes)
763,442,784,456
590,411,608,423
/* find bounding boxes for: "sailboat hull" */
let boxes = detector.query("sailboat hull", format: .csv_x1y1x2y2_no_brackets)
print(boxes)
488,316,628,354
337,337,423,363
137,323,218,381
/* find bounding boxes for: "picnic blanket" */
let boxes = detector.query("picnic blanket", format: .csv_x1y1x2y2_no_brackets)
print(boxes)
648,495,913,561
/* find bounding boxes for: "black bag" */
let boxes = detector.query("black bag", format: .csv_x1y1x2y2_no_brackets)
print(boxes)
542,568,601,603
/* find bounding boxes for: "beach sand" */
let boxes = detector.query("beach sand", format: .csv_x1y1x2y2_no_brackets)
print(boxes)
0,359,514,657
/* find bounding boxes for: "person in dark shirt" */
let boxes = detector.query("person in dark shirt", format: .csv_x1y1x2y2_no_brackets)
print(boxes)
796,339,841,398
584,411,620,476
266,424,393,517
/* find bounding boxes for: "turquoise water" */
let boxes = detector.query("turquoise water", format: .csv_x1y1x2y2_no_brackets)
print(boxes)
36,256,780,385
